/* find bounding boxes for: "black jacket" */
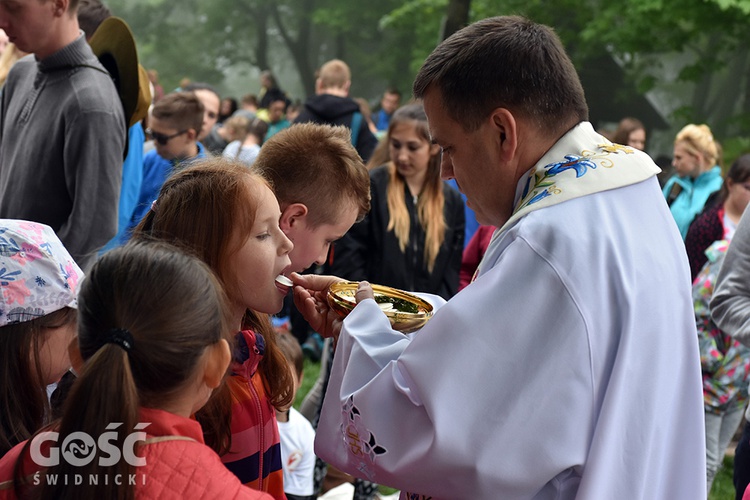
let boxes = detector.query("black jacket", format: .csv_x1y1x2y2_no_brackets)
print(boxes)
329,165,465,300
294,94,378,162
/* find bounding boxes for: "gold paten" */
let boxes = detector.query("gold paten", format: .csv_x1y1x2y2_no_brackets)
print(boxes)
327,281,434,334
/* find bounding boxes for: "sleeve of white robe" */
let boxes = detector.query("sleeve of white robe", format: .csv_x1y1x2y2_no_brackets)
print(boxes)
315,237,594,499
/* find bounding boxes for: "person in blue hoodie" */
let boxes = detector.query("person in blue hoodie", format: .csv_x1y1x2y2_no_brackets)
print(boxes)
663,123,723,238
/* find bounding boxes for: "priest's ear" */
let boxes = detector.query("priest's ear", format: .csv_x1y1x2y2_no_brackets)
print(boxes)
490,108,518,163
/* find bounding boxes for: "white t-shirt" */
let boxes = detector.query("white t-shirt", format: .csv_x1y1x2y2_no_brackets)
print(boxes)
222,141,260,166
278,407,316,496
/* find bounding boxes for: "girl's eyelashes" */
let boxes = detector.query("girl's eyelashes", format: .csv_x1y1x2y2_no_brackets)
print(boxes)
256,232,271,241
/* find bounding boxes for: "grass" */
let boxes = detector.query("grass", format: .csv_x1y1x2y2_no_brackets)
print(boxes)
294,357,321,410
711,456,736,500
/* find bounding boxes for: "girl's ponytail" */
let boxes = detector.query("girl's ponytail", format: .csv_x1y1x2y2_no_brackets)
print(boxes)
16,240,230,499
40,341,139,500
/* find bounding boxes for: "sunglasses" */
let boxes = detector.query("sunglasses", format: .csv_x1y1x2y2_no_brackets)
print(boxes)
146,128,188,146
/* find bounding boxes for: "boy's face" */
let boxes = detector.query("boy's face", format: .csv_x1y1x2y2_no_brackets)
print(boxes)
149,116,196,161
193,89,220,140
281,199,359,273
381,92,400,114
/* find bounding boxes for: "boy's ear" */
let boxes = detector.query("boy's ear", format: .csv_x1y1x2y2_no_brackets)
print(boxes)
186,128,198,141
279,203,309,232
203,339,231,389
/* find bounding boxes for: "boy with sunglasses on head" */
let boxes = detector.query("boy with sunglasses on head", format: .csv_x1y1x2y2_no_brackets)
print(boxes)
124,91,207,239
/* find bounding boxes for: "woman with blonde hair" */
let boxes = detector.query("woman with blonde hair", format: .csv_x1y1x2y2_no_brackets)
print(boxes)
663,123,724,238
329,102,465,299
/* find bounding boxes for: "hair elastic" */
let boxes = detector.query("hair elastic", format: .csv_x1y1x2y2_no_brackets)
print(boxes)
105,328,134,352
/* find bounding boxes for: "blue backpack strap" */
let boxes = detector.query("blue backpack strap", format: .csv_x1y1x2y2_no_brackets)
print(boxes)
350,112,362,147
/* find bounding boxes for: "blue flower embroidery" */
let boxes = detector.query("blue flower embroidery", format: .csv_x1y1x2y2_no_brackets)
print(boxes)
546,155,598,178
527,189,552,205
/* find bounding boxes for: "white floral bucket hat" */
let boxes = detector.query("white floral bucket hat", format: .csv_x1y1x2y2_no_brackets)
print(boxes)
0,220,83,326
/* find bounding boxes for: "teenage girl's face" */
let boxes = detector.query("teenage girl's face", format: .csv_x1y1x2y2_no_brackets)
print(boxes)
38,321,77,385
627,128,646,151
389,121,439,189
230,183,293,319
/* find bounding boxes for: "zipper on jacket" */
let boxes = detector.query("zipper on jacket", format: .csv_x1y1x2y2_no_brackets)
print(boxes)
249,376,264,490
410,194,419,291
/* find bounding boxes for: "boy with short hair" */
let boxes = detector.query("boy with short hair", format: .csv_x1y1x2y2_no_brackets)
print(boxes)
254,122,372,498
253,122,370,274
293,60,378,162
125,91,206,237
254,123,370,349
275,334,316,500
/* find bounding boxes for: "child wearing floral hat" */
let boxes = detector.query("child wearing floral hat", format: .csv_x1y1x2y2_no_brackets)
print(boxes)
0,219,82,458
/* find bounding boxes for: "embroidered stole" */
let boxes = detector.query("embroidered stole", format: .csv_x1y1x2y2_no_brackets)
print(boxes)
474,122,660,280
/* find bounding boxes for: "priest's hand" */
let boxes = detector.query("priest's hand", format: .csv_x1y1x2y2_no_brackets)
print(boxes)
292,273,345,340
355,280,374,302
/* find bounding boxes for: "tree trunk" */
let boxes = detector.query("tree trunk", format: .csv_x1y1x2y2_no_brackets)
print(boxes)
254,5,270,71
271,0,316,98
440,0,471,42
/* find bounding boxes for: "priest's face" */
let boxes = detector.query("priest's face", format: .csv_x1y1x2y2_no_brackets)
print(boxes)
424,88,517,227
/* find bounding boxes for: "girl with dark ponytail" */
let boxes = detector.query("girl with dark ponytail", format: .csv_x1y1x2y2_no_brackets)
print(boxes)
0,240,272,500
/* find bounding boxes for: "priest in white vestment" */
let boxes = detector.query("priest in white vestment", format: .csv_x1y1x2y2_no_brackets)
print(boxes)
293,16,706,500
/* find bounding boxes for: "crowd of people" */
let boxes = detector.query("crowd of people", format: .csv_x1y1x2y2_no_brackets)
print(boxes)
1,0,750,498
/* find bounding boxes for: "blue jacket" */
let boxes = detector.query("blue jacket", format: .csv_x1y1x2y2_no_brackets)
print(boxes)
662,166,723,239
102,123,146,252
375,109,391,131
123,142,207,242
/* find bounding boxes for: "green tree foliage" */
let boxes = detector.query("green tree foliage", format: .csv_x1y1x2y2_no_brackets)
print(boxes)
109,0,419,101
108,0,750,141
469,0,750,137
